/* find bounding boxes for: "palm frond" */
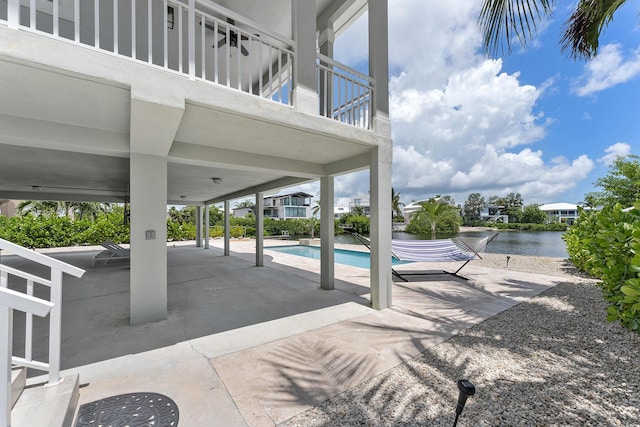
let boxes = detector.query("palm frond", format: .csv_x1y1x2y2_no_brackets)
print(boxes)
560,0,628,60
478,0,555,56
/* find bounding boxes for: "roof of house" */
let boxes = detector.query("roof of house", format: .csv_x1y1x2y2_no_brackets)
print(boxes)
265,192,313,199
539,203,578,211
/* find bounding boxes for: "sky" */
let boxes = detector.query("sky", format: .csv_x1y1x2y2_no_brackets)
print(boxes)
278,0,640,208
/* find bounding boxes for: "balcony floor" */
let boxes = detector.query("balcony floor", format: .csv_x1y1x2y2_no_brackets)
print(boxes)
5,240,568,426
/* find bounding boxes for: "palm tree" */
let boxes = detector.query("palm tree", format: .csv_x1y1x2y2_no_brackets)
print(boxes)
311,200,321,218
412,199,456,240
478,0,629,60
391,188,404,219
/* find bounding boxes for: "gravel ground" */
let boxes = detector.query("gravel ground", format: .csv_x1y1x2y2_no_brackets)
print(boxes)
284,256,640,426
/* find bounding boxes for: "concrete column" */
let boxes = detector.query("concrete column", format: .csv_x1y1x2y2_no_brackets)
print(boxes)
195,205,202,247
292,0,318,114
369,0,390,129
204,205,210,249
318,27,335,118
320,176,335,290
130,153,168,325
224,200,230,256
255,193,264,266
370,146,393,309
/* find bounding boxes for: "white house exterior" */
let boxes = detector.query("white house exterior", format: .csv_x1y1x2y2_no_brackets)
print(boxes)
349,195,370,216
539,203,580,224
0,0,394,324
264,192,312,219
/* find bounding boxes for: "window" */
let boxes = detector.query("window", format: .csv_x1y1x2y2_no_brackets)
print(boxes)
285,207,306,217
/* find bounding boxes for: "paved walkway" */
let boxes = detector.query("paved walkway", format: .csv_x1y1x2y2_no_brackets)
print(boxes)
7,240,569,426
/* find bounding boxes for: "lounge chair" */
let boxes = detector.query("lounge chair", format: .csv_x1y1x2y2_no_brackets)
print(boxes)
91,240,130,267
353,233,499,281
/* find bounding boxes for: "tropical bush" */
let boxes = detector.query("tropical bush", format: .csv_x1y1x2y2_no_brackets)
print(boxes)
564,204,640,331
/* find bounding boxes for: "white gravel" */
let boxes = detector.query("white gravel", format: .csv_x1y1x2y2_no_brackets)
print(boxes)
284,256,640,426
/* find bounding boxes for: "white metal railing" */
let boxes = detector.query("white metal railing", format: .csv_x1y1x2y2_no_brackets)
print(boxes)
0,288,53,427
0,238,85,388
1,0,294,105
317,53,374,130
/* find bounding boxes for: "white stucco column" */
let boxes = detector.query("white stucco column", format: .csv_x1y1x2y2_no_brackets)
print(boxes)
318,27,335,118
224,200,230,256
292,0,318,114
255,193,264,267
369,0,390,126
204,205,210,249
370,145,393,309
195,205,202,247
320,176,335,290
130,153,168,324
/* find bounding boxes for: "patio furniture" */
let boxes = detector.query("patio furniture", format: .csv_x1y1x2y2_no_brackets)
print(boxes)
91,240,130,267
353,232,499,281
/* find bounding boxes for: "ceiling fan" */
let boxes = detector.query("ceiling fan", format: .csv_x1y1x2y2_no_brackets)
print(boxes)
203,18,250,56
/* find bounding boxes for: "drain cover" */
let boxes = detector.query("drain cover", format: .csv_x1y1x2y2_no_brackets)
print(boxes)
75,392,179,427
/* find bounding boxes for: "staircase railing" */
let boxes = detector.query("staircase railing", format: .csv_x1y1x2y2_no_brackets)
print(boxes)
0,287,53,427
0,238,85,387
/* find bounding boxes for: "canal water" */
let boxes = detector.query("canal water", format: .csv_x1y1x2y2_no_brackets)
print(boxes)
335,230,568,258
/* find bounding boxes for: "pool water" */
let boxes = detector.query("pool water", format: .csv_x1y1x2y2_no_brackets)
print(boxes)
267,245,413,269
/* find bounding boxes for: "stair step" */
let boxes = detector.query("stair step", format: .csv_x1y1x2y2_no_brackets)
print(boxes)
12,374,79,427
11,368,26,409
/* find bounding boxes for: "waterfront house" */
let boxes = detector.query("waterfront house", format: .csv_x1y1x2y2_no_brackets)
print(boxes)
0,0,393,324
0,1,393,422
539,203,580,225
264,192,312,219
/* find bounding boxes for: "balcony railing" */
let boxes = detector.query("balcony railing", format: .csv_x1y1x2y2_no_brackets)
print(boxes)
1,0,294,105
317,53,374,130
1,1,375,129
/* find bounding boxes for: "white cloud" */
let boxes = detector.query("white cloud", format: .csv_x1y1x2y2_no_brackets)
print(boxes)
291,1,597,207
573,44,640,96
598,142,631,166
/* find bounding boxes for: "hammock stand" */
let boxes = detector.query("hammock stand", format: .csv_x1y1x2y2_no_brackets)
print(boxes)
353,232,499,281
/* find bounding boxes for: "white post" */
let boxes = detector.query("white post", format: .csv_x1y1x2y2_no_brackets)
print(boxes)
320,176,334,290
370,146,393,309
48,269,63,385
195,206,202,248
224,201,230,256
130,153,168,325
0,305,12,427
255,193,264,267
204,205,210,249
291,0,318,114
188,0,196,79
7,0,19,28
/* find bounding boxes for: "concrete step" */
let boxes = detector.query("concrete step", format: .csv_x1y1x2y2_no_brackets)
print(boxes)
11,368,26,409
12,374,79,427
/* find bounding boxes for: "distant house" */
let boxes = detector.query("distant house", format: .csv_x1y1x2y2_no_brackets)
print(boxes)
232,206,255,219
334,206,350,218
539,203,580,225
349,196,370,216
263,192,313,220
0,199,18,217
479,205,508,223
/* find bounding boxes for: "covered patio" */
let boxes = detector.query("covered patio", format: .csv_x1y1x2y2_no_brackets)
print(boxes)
4,240,567,425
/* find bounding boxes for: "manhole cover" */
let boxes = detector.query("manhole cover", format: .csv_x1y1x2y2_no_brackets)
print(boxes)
75,392,179,427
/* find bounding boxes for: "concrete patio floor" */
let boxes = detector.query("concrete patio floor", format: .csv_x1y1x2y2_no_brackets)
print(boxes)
4,239,570,426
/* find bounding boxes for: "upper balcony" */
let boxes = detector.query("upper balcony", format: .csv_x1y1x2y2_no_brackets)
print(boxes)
0,0,374,130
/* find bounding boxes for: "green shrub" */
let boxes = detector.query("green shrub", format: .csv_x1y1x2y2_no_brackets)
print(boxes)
564,204,640,331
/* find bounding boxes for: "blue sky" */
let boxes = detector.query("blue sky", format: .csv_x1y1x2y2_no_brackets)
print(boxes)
282,0,640,208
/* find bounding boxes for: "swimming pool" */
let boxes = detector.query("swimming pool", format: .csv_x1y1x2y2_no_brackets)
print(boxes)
267,245,413,269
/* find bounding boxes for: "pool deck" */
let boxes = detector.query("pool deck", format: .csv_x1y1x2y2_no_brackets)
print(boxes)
5,239,571,426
